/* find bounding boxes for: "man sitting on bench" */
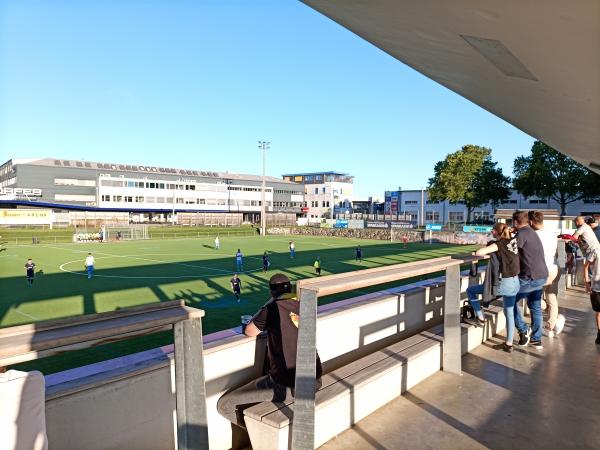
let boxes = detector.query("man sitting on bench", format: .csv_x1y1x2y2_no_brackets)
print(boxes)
217,273,323,427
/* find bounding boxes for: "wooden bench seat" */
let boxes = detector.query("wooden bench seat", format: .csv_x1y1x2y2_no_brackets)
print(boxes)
243,323,464,449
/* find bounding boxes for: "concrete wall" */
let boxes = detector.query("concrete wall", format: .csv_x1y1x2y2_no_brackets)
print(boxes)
44,272,485,450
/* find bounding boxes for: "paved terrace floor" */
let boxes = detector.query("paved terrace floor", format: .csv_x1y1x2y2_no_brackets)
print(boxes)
320,287,600,450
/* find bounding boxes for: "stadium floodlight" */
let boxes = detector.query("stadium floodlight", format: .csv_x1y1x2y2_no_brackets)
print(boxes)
223,178,233,213
258,141,270,236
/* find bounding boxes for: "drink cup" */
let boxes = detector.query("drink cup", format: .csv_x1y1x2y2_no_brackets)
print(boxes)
241,315,253,333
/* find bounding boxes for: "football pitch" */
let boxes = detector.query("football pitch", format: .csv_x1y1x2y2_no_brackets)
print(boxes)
0,234,477,373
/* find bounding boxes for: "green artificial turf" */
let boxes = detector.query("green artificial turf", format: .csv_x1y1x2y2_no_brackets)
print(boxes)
0,234,477,374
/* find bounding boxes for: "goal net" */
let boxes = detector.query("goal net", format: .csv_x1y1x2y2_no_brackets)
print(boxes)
103,225,149,241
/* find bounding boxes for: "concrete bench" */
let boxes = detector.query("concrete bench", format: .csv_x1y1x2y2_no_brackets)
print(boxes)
241,298,505,450
243,324,457,450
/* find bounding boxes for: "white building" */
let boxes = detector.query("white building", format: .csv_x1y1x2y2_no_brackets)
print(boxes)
282,172,354,218
386,189,600,225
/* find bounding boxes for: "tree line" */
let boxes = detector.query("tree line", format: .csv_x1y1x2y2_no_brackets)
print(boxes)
427,141,600,221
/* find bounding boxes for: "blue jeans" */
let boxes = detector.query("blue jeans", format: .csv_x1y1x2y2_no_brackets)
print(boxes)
498,276,520,344
86,265,94,279
514,278,546,341
236,260,243,272
467,284,485,319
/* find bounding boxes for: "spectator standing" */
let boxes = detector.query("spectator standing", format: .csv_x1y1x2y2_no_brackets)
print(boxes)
529,211,565,337
512,211,549,350
573,216,600,344
472,223,520,352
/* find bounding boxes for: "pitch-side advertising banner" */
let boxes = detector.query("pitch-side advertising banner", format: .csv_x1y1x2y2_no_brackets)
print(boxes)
0,209,53,225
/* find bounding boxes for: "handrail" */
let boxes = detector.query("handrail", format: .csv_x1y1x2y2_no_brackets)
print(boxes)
291,253,486,450
0,300,209,450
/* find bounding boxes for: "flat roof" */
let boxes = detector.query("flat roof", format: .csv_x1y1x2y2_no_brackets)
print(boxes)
282,171,350,177
4,157,296,185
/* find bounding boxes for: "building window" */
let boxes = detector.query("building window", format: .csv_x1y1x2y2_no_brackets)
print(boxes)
124,196,133,202
322,187,326,194
314,187,318,194
101,180,124,187
405,200,418,205
449,212,464,222
113,195,122,202
101,195,111,202
426,211,440,221
55,178,96,187
135,196,144,202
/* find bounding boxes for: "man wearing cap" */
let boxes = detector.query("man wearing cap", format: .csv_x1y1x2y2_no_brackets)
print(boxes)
217,273,323,427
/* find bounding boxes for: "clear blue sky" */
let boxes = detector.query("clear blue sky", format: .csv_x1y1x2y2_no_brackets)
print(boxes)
0,0,534,198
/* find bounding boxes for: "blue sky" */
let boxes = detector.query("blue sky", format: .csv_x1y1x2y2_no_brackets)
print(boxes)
0,0,534,198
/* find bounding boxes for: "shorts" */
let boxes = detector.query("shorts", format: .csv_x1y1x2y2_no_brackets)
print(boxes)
591,291,600,312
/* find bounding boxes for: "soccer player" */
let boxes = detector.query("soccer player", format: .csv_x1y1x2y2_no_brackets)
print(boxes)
314,257,322,276
231,274,242,302
215,236,220,250
262,252,270,272
402,235,409,249
235,249,243,272
85,253,95,279
355,245,362,262
25,258,36,286
289,241,296,259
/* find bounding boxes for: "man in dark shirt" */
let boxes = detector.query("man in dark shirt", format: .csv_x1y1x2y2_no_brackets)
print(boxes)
512,211,549,349
217,273,323,427
25,258,36,286
230,274,242,302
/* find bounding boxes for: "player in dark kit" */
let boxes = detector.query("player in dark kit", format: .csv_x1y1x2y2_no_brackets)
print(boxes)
355,245,362,262
262,252,270,272
231,274,242,302
25,258,36,286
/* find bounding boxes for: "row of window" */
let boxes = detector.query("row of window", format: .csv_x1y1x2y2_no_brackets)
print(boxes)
227,186,273,193
274,189,303,195
0,177,16,188
100,194,271,207
55,178,96,187
308,201,331,208
273,202,303,208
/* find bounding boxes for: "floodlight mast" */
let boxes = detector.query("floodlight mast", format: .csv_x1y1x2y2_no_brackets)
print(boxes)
258,141,270,236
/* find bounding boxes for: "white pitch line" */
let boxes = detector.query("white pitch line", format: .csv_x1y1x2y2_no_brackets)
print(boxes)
12,308,39,321
58,252,265,279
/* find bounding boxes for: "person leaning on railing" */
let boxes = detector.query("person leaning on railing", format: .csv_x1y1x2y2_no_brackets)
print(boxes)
471,223,521,353
217,273,323,427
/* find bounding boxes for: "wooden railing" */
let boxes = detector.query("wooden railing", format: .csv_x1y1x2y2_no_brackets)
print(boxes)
0,300,208,450
290,253,485,450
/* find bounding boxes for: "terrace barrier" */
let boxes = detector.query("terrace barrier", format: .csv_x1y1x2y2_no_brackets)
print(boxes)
0,301,208,450
290,253,485,450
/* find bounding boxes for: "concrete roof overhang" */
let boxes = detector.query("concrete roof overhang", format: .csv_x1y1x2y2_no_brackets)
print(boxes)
302,0,600,173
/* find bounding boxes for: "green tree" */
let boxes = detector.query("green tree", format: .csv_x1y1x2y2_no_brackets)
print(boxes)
428,145,511,223
513,141,600,216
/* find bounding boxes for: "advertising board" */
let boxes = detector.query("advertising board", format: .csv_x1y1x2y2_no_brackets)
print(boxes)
365,221,389,229
0,209,52,225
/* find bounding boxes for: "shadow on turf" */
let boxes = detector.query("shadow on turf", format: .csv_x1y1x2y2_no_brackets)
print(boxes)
0,242,469,330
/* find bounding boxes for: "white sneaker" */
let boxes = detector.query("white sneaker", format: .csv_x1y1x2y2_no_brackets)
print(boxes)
542,327,555,338
554,314,566,335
